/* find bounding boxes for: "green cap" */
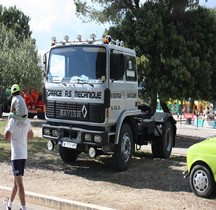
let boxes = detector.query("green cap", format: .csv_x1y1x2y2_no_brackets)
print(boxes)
11,84,20,94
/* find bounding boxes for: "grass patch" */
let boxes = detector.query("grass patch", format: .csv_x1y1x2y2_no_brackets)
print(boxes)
28,137,48,154
0,136,50,160
0,120,58,164
0,120,7,139
0,141,11,161
0,120,47,155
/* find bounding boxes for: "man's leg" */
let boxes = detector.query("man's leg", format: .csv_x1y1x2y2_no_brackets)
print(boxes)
11,159,26,209
9,178,18,202
14,175,26,207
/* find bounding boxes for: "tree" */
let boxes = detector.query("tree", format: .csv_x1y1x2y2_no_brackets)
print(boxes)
74,0,216,114
0,5,31,40
0,6,42,117
122,4,216,112
0,28,43,91
73,0,203,24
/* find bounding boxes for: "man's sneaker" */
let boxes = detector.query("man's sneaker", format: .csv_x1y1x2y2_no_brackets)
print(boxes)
4,199,11,210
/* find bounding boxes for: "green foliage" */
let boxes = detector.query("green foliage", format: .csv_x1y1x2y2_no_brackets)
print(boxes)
0,25,43,91
74,0,216,110
73,0,202,24
109,2,216,106
0,5,43,92
0,5,31,40
74,0,136,24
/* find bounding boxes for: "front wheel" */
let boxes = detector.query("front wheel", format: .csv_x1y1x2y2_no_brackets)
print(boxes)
151,120,174,158
59,145,79,163
37,112,45,119
28,113,36,118
113,123,133,172
189,164,215,198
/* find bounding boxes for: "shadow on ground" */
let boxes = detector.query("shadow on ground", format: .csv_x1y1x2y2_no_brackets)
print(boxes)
22,142,190,193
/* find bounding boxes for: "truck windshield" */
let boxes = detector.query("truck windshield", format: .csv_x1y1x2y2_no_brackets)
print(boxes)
47,46,106,83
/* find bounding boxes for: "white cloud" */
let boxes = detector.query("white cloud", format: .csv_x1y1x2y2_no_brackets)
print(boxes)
0,0,107,51
1,0,77,33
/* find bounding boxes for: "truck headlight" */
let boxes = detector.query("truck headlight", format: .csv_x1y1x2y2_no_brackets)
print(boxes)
44,128,50,135
85,134,92,141
94,135,102,143
52,129,58,137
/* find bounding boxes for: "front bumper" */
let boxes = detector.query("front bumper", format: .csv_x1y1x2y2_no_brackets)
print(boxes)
42,123,109,147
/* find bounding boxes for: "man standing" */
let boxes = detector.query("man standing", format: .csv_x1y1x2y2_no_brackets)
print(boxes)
9,84,28,120
4,115,34,210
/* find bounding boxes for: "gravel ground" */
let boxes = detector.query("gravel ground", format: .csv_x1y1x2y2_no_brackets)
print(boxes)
0,118,216,210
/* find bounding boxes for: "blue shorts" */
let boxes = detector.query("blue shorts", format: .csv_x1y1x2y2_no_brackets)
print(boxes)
12,159,26,176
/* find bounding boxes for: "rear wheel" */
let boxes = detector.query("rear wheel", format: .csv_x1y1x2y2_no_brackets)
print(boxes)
151,121,174,158
113,123,133,171
190,164,215,198
59,145,79,163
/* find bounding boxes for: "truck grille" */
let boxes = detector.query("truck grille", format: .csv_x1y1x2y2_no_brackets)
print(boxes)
46,101,105,123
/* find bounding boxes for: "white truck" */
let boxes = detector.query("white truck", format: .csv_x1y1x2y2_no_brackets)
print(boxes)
42,35,176,171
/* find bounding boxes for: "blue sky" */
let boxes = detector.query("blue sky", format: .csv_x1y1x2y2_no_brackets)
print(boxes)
1,0,216,55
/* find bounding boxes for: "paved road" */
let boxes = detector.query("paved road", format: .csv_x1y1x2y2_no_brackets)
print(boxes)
176,123,216,138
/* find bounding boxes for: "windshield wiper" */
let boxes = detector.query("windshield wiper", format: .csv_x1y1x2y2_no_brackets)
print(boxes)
49,76,62,83
71,79,94,87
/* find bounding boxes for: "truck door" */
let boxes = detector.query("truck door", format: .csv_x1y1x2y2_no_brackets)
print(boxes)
109,51,126,123
124,55,138,110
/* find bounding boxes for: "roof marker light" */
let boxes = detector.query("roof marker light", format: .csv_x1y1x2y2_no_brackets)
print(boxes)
51,36,56,46
77,35,82,41
64,35,69,42
90,34,96,40
105,35,112,43
51,36,56,42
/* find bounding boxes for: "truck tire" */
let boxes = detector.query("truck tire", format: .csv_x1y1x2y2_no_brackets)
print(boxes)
190,164,215,198
28,113,36,118
113,123,133,171
37,112,45,119
59,145,79,163
151,120,173,158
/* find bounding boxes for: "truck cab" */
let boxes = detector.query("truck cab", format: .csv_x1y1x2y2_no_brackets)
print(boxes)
42,35,176,171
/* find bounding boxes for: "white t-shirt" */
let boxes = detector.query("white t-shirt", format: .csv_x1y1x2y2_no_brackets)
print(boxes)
6,118,32,160
11,95,28,116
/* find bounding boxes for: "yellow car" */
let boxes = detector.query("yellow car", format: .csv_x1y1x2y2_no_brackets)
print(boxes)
185,137,216,198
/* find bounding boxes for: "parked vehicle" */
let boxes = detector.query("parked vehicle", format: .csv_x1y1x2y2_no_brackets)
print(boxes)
2,89,45,119
42,34,176,171
23,90,45,119
184,137,216,198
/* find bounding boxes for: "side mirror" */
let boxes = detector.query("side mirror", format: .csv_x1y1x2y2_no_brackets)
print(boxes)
43,52,49,77
43,53,47,65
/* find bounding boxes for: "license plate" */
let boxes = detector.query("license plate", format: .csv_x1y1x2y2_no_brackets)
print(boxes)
62,141,77,149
